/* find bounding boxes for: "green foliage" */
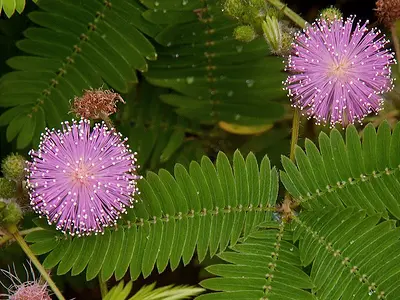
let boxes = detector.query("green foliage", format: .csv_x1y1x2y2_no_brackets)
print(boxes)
201,206,400,299
104,281,204,300
0,0,158,148
199,223,315,300
294,207,400,299
25,151,278,282
141,0,286,126
0,0,36,18
117,81,205,171
281,121,400,219
2,1,400,299
200,122,400,300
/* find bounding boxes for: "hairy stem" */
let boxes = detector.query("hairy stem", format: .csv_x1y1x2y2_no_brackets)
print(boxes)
99,276,108,298
7,225,65,300
391,23,400,72
267,0,307,28
0,227,43,247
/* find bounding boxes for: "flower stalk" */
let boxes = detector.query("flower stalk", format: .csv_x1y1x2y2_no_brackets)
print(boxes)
99,276,108,298
289,108,300,162
267,0,307,28
266,0,306,161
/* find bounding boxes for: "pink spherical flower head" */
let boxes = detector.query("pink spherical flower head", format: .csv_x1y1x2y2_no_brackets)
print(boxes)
26,119,140,236
284,16,396,127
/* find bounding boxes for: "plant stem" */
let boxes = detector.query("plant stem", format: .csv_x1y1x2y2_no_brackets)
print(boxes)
267,0,307,28
99,276,108,298
289,108,301,161
266,0,305,214
7,225,65,300
0,227,43,247
99,112,115,129
391,23,400,72
265,0,306,160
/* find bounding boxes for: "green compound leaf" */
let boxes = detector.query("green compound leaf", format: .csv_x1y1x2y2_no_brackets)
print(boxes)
199,225,315,300
0,0,159,148
103,281,204,300
293,207,400,299
117,81,204,171
142,0,286,126
281,121,400,219
1,0,29,18
26,151,278,281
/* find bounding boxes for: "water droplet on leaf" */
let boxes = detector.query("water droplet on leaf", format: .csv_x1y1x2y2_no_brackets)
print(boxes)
246,79,254,87
186,77,194,84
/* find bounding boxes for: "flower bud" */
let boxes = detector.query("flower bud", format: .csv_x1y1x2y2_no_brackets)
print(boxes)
222,0,245,20
0,178,17,199
262,16,294,56
320,6,343,23
376,0,400,27
1,202,22,226
1,153,26,182
234,25,257,42
223,0,267,28
262,15,283,54
280,28,295,56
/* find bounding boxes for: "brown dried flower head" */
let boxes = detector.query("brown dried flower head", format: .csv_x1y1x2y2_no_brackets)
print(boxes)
72,88,125,119
376,0,400,27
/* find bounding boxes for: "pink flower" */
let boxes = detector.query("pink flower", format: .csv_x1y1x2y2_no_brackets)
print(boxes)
27,119,140,236
1,263,51,300
285,17,395,126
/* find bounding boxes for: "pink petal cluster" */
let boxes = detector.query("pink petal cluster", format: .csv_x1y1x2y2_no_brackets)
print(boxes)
285,17,395,126
9,281,51,300
1,263,51,300
26,119,140,236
